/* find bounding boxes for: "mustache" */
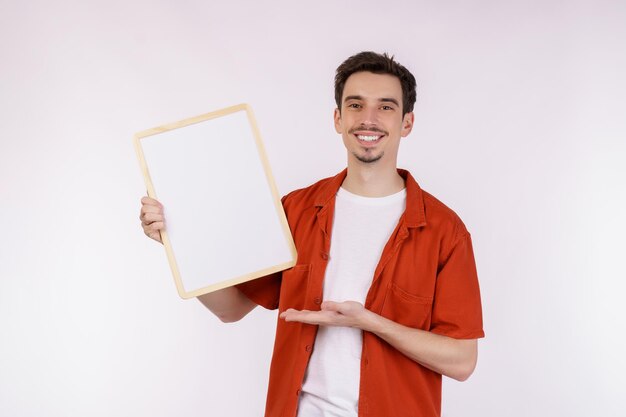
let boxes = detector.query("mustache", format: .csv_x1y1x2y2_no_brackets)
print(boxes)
349,125,388,135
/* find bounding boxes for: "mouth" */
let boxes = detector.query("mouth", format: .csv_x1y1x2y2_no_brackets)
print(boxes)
356,134,382,141
354,132,385,145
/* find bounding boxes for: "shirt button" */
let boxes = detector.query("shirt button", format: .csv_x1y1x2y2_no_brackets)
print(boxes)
321,252,329,260
296,389,301,396
313,297,322,305
305,345,312,352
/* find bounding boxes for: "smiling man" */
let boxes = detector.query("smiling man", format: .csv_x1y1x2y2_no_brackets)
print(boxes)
140,51,484,417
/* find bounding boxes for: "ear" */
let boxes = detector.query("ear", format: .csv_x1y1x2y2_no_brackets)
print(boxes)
333,108,342,134
401,112,415,137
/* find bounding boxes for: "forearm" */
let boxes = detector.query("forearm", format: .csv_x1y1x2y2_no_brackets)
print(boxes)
364,312,477,381
197,287,257,323
281,301,478,381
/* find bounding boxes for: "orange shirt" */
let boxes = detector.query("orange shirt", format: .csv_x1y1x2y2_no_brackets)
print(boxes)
237,168,484,417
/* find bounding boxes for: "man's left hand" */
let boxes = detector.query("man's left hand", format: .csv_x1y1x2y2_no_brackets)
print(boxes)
279,301,377,331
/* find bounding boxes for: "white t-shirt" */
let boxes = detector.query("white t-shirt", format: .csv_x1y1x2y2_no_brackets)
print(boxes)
297,186,406,417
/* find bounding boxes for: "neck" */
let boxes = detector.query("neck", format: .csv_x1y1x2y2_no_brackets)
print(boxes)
341,160,405,197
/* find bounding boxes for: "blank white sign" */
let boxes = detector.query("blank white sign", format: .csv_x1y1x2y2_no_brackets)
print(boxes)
134,104,296,298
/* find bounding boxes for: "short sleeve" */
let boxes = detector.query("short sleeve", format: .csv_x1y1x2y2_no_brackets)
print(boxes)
430,232,484,339
235,271,282,310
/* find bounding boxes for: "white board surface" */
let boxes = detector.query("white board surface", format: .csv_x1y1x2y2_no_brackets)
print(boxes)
135,104,296,298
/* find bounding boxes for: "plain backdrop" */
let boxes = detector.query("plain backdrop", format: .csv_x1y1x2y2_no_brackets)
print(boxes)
1,1,625,416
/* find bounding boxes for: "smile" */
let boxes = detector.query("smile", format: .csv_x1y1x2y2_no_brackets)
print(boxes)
356,134,382,142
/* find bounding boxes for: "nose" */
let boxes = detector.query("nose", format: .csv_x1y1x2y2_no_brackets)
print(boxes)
360,106,379,126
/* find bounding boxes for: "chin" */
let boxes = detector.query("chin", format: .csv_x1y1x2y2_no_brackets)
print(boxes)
353,151,384,164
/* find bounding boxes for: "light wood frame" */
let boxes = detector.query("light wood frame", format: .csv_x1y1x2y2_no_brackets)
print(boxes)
134,104,296,299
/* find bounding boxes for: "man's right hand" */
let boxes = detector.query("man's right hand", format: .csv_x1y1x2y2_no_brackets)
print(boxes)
139,196,165,243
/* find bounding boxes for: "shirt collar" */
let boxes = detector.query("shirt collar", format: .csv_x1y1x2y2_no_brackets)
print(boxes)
314,168,427,228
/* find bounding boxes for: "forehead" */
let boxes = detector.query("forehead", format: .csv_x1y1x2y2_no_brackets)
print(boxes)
342,71,403,101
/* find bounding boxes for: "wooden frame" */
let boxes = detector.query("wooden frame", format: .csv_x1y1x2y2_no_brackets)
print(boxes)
134,104,296,299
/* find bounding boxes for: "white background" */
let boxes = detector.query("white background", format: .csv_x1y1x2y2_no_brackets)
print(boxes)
1,1,624,416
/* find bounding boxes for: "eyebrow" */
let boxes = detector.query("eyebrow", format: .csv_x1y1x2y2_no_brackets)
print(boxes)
343,95,400,107
379,97,400,106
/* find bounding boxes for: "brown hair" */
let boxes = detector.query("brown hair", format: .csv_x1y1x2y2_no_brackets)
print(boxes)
334,51,417,116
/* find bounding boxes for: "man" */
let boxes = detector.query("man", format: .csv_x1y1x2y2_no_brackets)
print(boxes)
140,51,484,417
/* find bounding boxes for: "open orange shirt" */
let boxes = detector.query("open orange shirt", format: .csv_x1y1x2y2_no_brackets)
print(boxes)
237,168,484,417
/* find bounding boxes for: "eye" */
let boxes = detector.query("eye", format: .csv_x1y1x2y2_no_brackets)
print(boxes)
347,103,362,109
381,105,394,111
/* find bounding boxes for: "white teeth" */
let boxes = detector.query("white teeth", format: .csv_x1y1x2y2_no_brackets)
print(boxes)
357,135,381,141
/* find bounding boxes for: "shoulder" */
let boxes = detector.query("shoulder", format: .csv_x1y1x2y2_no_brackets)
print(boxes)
281,174,337,211
414,188,474,266
420,188,470,242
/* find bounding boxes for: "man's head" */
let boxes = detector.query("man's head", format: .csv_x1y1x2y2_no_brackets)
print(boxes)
334,51,417,116
333,52,416,166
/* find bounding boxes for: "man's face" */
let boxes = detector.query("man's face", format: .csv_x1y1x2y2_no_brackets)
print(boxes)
334,71,414,166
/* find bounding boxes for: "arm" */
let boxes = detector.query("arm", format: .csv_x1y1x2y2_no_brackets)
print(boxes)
197,287,257,323
139,196,257,322
280,301,477,381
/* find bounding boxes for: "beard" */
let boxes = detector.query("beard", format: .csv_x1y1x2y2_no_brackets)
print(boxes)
353,150,384,163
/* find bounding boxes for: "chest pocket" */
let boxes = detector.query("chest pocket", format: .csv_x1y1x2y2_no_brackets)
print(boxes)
381,282,433,330
278,264,312,312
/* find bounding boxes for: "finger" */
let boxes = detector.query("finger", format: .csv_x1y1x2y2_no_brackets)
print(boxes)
141,212,164,224
281,309,310,321
140,205,164,221
144,223,164,243
140,206,164,224
279,308,307,318
140,198,161,213
141,196,162,207
144,221,165,234
141,204,163,214
147,230,162,243
281,309,340,325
